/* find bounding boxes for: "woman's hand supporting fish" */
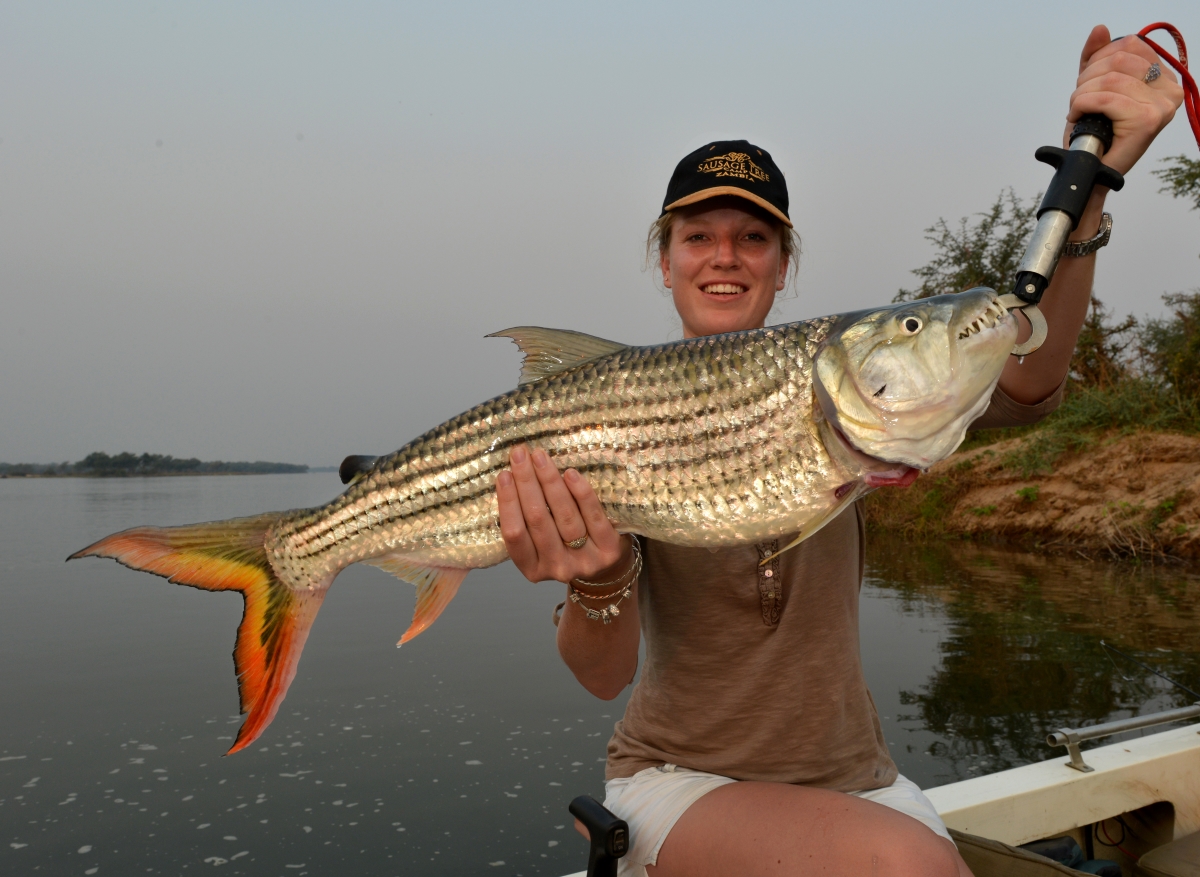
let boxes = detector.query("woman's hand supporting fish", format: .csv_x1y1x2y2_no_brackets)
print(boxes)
496,444,628,585
997,25,1184,406
497,444,641,699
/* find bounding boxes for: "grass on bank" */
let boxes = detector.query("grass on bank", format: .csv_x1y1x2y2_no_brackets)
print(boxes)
860,379,1199,555
965,377,1200,479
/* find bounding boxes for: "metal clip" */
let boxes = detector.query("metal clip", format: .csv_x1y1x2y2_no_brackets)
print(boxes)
1048,728,1095,773
996,293,1048,357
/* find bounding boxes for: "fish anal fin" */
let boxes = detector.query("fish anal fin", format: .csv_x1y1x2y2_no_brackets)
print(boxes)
69,515,333,756
486,326,628,386
366,556,469,645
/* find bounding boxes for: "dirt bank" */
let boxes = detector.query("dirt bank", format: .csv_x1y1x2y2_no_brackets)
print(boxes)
862,432,1200,562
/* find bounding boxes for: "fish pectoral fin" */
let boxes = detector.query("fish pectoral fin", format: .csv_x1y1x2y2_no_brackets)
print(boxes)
338,455,379,485
486,326,629,386
759,528,821,566
759,487,864,565
365,556,469,645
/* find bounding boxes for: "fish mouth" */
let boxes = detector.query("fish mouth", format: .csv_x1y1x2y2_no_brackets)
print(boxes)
701,283,748,296
955,297,1010,342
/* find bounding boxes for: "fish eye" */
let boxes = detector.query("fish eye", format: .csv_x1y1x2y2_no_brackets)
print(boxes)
900,317,922,334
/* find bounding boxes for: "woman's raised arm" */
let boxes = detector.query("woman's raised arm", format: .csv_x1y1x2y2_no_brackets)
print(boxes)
998,26,1183,405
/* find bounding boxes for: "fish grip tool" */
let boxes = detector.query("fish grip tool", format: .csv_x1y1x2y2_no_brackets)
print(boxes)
999,114,1123,357
569,795,628,877
1002,21,1200,357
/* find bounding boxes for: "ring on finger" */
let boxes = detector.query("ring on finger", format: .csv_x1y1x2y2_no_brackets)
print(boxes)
1144,62,1161,84
564,535,589,549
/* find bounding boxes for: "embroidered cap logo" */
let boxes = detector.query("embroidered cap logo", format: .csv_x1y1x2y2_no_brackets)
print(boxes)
696,152,770,183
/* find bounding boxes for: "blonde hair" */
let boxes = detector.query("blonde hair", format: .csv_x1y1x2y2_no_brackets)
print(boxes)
644,207,801,292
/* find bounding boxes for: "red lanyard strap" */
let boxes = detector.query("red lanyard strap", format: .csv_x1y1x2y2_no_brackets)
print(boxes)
1137,22,1200,150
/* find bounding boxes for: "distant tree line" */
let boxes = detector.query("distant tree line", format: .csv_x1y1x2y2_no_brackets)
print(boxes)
0,452,307,477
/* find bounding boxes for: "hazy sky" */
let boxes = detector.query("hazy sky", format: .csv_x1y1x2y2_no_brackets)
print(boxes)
3,2,1198,466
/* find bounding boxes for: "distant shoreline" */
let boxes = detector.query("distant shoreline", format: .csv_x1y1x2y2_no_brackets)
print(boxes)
0,470,319,479
0,452,320,479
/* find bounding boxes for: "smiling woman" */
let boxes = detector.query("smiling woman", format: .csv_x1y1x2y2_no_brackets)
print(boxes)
657,199,791,339
644,141,802,339
495,28,1185,874
499,138,996,877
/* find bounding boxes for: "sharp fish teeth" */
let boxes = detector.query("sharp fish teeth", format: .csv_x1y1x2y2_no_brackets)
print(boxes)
958,300,1010,339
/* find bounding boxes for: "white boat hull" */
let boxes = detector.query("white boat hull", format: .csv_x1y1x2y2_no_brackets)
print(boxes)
925,723,1200,845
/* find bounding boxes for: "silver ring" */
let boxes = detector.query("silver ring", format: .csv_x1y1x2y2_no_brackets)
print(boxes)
1144,62,1162,84
564,535,589,549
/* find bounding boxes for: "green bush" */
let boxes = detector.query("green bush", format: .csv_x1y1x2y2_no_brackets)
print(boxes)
1139,291,1200,399
895,189,1037,302
1153,155,1200,212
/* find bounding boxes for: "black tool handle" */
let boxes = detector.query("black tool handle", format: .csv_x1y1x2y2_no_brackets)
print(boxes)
1011,113,1125,305
1033,145,1125,225
569,795,628,877
1070,113,1114,151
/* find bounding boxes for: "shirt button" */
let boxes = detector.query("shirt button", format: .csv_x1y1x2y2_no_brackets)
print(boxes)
763,569,773,577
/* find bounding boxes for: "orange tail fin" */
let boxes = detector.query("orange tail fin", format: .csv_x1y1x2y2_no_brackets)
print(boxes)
69,514,331,754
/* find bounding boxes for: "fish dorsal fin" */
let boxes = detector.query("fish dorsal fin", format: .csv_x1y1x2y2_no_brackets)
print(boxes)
364,555,469,645
487,326,629,386
338,455,379,486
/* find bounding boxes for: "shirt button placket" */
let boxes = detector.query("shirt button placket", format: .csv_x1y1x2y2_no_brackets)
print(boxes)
755,540,782,626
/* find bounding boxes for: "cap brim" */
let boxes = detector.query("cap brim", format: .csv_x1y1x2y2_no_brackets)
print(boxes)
663,186,792,228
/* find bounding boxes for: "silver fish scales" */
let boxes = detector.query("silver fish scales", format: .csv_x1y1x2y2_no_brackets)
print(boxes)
278,316,838,577
71,289,1017,752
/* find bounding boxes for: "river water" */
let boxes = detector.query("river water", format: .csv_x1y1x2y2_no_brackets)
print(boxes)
2,474,1198,876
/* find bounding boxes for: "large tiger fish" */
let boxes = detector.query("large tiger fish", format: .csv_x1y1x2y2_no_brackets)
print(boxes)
71,288,1017,752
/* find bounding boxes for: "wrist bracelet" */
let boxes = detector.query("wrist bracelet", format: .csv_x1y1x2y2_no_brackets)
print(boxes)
571,539,641,589
569,583,634,624
552,539,642,626
1062,212,1112,258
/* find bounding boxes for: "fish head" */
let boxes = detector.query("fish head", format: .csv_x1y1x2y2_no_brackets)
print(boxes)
814,288,1017,470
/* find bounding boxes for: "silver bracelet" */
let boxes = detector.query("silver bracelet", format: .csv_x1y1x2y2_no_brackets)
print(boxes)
567,548,642,624
1062,212,1112,258
570,539,641,588
553,540,642,626
552,581,636,627
569,583,634,624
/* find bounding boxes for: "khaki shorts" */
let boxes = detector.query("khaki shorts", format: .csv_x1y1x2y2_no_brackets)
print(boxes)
602,764,952,876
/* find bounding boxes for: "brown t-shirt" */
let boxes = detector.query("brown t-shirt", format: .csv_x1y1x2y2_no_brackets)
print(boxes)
605,383,1064,791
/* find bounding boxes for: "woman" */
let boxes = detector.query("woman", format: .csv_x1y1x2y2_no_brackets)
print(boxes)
495,26,1181,877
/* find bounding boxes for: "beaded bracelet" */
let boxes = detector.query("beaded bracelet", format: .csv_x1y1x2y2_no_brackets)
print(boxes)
569,546,641,624
552,539,641,625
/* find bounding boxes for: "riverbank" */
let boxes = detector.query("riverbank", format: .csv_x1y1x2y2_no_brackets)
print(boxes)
863,430,1200,563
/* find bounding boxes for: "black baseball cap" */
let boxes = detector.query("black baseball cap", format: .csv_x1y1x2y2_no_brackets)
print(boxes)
661,139,791,227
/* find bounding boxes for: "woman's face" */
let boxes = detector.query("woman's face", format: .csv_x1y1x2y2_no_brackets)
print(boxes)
660,200,789,339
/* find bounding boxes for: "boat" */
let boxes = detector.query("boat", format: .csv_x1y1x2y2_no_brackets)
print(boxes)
562,704,1200,876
